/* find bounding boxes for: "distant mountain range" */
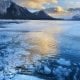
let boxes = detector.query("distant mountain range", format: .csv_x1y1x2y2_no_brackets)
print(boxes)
0,0,80,20
0,1,62,20
68,8,80,20
68,8,80,12
44,7,80,20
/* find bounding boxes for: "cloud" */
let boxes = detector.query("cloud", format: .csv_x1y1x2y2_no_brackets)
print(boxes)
68,1,80,8
55,6,64,12
27,0,58,9
13,0,58,9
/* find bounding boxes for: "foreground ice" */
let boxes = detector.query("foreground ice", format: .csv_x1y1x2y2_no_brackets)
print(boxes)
57,58,71,66
11,75,44,80
0,20,80,80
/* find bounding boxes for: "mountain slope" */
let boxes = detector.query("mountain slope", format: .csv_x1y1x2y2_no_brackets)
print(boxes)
72,14,80,20
67,8,80,20
0,2,55,20
0,2,35,19
0,0,11,14
33,10,63,20
33,10,54,20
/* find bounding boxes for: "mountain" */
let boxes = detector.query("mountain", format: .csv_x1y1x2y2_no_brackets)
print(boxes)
68,8,80,12
0,2,35,19
0,1,55,20
68,8,80,20
72,14,80,20
1,0,80,20
33,10,58,20
0,0,11,14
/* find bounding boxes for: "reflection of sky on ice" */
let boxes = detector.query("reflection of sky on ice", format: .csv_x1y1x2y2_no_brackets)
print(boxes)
0,31,58,65
0,30,58,80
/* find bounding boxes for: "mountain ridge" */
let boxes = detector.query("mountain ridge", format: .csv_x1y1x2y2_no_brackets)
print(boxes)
0,1,80,20
0,1,57,20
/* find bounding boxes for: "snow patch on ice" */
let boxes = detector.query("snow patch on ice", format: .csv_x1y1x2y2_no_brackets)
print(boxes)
11,74,44,80
57,58,71,66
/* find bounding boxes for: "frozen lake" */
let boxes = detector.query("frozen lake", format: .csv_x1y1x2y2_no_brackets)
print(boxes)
0,20,80,62
0,20,80,80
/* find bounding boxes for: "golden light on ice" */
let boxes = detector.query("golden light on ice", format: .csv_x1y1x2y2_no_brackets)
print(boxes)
24,32,57,63
27,32,57,55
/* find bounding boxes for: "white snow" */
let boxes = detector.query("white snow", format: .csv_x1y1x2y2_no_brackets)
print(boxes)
11,74,44,80
0,71,4,80
57,58,71,66
53,66,71,80
43,66,51,74
0,20,72,32
0,0,11,14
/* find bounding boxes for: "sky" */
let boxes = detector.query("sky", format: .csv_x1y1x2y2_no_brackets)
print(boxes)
13,0,80,9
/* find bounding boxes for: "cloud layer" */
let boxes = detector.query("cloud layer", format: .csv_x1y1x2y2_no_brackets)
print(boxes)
13,0,80,9
13,0,58,9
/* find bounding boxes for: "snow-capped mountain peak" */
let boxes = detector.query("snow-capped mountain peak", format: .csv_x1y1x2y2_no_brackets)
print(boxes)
0,0,11,14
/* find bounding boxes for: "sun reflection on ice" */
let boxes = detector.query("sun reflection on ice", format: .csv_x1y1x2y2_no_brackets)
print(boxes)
22,31,57,63
20,26,64,64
